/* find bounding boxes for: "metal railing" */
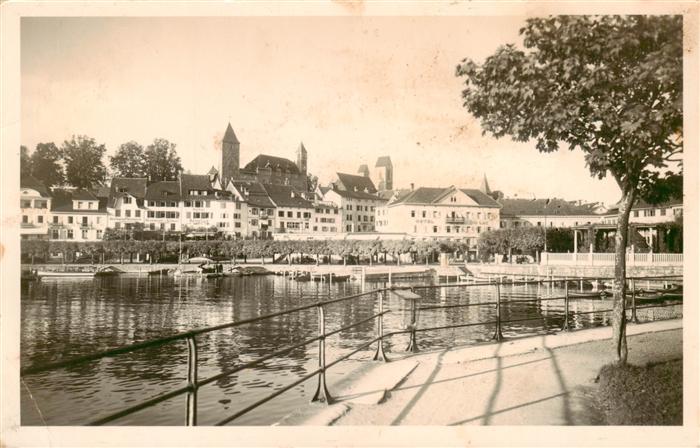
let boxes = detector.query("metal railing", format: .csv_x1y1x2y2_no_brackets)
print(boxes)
20,274,683,426
21,288,392,426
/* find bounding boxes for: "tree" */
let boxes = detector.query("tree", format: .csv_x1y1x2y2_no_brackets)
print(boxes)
20,145,32,178
29,142,64,187
144,138,183,182
62,135,107,189
110,141,147,178
456,16,682,363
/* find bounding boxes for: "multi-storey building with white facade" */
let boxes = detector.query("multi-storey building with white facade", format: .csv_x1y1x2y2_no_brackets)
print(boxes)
229,181,273,239
376,186,501,253
20,176,52,240
108,178,148,231
263,184,314,234
322,172,386,232
311,200,341,234
49,189,109,241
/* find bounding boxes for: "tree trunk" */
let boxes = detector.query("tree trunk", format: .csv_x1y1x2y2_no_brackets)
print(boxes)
612,189,636,364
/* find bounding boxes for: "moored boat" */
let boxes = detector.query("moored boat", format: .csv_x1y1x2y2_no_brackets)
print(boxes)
95,266,125,277
37,270,95,278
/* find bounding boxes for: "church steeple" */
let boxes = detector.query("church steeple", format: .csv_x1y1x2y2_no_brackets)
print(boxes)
223,122,239,144
480,173,491,195
296,142,307,176
221,122,240,185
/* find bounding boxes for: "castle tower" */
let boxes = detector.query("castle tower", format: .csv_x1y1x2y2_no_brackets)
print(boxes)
221,123,240,186
374,156,393,191
296,142,307,176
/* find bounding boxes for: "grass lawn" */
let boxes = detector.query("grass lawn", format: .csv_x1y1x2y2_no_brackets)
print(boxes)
596,358,683,425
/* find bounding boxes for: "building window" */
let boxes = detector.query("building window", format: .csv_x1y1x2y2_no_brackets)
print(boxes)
633,210,639,217
278,211,284,217
81,229,88,239
346,224,352,232
115,210,121,217
171,223,176,231
37,215,44,224
96,230,103,239
68,216,74,224
411,210,415,218
51,229,59,239
660,208,667,216
53,216,59,224
135,210,141,218
21,200,32,208
115,222,121,229
123,196,132,204
422,211,426,218
77,201,83,209
67,229,74,239
125,210,131,218
433,226,438,233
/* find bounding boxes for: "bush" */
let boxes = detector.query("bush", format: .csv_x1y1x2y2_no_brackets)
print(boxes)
596,359,682,425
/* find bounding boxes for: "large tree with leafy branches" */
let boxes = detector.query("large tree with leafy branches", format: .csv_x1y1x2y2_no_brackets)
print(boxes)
144,138,183,182
62,135,107,189
110,141,147,178
29,142,65,187
456,15,682,363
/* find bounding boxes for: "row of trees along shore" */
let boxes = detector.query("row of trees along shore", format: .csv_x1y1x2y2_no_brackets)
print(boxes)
21,238,473,265
21,218,683,265
21,137,183,188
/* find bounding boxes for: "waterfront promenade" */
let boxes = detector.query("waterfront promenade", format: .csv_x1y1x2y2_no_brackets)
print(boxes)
281,319,682,425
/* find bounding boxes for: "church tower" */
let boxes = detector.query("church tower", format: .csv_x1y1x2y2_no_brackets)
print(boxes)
296,142,307,176
221,123,240,186
480,173,491,195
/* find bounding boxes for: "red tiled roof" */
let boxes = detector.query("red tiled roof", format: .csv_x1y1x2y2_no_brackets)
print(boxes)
243,154,300,175
263,184,313,209
336,172,378,194
145,181,181,201
499,198,599,217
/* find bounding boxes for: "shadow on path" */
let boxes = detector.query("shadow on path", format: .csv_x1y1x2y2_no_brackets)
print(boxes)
481,343,502,424
390,350,447,425
542,335,573,424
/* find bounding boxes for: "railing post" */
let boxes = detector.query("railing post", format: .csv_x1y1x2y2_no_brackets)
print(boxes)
563,278,570,331
405,291,419,353
186,335,198,426
631,278,639,324
492,280,503,341
312,304,333,404
373,291,388,362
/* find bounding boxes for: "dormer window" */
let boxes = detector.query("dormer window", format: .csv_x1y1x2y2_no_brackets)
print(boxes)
118,187,128,193
77,201,83,209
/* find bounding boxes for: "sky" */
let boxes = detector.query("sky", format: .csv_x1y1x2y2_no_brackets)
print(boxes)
21,16,623,204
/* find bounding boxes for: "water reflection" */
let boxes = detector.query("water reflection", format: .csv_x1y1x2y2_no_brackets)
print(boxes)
21,275,680,425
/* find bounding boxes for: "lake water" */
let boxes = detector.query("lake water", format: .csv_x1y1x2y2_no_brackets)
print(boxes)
20,274,681,426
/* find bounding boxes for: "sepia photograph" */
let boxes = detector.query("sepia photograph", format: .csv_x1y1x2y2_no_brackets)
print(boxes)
1,1,698,447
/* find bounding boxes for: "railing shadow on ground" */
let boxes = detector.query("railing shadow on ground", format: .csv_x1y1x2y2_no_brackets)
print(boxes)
20,274,683,426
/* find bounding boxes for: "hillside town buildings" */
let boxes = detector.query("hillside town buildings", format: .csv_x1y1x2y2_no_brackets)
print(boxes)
19,125,683,247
